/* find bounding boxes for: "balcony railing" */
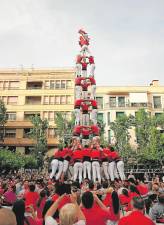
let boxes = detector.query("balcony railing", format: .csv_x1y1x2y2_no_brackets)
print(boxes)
104,102,152,109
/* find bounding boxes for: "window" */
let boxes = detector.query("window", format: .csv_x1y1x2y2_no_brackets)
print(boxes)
50,81,55,89
118,97,125,107
4,81,9,89
61,80,66,89
61,96,66,104
50,96,55,104
5,129,16,138
23,128,30,138
9,81,19,89
97,113,104,123
7,112,16,120
26,96,41,105
0,81,3,89
48,128,55,138
43,112,48,119
44,96,49,104
2,96,7,104
116,112,125,118
109,97,116,107
55,96,60,104
155,113,162,117
96,97,103,109
107,112,110,125
49,112,54,121
55,80,60,89
153,96,162,109
45,81,50,89
24,112,40,120
66,80,72,88
66,96,72,104
8,96,18,105
25,146,32,155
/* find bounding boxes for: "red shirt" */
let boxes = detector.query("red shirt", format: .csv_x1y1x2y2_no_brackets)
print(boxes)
75,77,84,85
74,99,83,108
91,149,101,159
81,82,90,91
82,205,110,225
81,62,88,70
82,128,90,136
118,211,155,225
136,184,149,196
36,197,47,218
90,100,97,108
25,191,39,211
119,194,131,205
83,148,91,157
110,151,119,160
89,77,96,85
54,151,61,158
52,194,71,210
73,125,82,134
91,125,100,135
81,103,90,112
103,193,112,207
72,150,83,160
89,56,95,64
79,35,89,46
102,148,110,159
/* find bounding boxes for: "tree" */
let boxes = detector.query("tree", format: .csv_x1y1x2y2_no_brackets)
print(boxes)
110,114,133,161
0,100,7,141
54,112,75,145
28,115,49,167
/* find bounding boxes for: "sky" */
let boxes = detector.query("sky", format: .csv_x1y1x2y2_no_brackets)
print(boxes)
0,0,164,86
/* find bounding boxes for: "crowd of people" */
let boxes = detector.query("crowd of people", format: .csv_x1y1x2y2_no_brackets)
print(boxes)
0,171,164,225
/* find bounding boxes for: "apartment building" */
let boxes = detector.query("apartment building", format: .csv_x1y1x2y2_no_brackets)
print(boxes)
96,80,164,147
0,68,75,153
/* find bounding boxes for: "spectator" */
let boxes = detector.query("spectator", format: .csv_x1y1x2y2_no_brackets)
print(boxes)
149,193,164,223
24,183,39,211
45,193,86,225
81,191,109,225
36,190,47,219
0,208,16,225
3,185,17,205
118,197,155,225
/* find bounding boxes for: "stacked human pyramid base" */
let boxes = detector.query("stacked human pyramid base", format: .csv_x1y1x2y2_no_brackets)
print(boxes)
50,30,126,184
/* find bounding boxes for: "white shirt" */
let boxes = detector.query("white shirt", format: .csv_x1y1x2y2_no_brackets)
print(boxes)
45,216,86,225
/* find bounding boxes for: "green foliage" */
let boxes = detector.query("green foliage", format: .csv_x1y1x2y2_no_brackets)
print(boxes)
54,112,75,145
28,115,49,167
0,148,37,169
0,100,7,126
110,114,133,159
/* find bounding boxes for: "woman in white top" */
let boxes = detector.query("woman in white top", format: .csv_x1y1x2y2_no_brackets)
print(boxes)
45,193,86,225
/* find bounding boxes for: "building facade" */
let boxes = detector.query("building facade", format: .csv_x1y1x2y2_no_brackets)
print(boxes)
0,68,164,152
0,68,75,153
96,80,164,147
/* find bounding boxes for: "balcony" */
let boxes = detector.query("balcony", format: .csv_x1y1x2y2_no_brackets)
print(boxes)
26,81,43,90
25,96,41,105
105,102,152,109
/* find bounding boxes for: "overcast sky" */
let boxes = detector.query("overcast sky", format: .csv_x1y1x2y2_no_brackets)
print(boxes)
0,0,164,86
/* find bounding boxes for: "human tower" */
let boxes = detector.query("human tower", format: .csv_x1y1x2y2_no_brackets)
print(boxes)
73,29,100,146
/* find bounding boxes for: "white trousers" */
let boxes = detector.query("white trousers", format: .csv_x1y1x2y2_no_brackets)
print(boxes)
63,160,69,173
92,161,101,183
74,108,80,125
55,161,63,180
50,159,59,179
73,162,83,183
75,85,82,99
82,70,87,77
108,161,119,181
76,63,81,77
102,161,110,180
83,161,91,180
117,160,125,181
90,64,95,77
91,85,96,99
91,109,97,125
82,113,89,126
